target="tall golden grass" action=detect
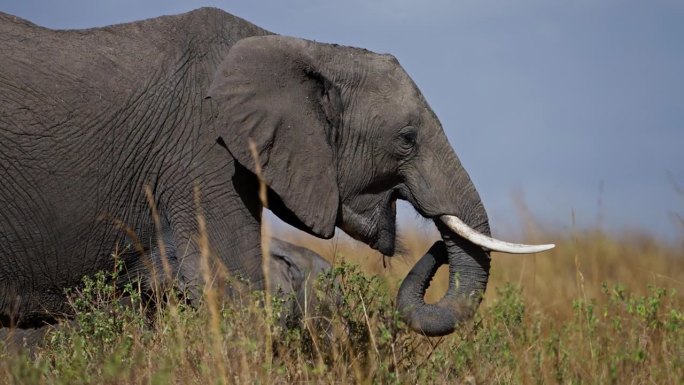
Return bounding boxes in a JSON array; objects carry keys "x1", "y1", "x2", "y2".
[
  {"x1": 274, "y1": 219, "x2": 684, "y2": 311},
  {"x1": 1, "y1": 208, "x2": 682, "y2": 384}
]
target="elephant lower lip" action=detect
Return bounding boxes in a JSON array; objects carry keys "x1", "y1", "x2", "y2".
[
  {"x1": 372, "y1": 228, "x2": 395, "y2": 254},
  {"x1": 337, "y1": 192, "x2": 398, "y2": 255},
  {"x1": 364, "y1": 194, "x2": 399, "y2": 255}
]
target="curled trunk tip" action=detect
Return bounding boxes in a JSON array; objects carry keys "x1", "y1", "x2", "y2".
[{"x1": 397, "y1": 222, "x2": 491, "y2": 336}]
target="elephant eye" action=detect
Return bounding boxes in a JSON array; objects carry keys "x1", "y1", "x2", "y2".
[{"x1": 398, "y1": 126, "x2": 417, "y2": 148}]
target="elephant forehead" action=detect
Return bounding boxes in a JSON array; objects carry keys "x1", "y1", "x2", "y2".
[
  {"x1": 363, "y1": 80, "x2": 423, "y2": 123},
  {"x1": 363, "y1": 66, "x2": 424, "y2": 109}
]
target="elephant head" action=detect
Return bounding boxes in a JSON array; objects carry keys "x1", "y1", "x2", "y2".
[{"x1": 207, "y1": 36, "x2": 553, "y2": 336}]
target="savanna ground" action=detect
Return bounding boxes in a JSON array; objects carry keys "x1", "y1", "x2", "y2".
[{"x1": 2, "y1": 209, "x2": 683, "y2": 384}]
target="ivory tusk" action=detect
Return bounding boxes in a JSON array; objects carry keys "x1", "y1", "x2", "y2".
[{"x1": 440, "y1": 215, "x2": 555, "y2": 254}]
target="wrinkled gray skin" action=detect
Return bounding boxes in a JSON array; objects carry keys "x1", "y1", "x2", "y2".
[{"x1": 0, "y1": 8, "x2": 491, "y2": 338}]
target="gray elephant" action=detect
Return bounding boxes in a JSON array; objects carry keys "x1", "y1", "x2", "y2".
[
  {"x1": 267, "y1": 238, "x2": 333, "y2": 330},
  {"x1": 0, "y1": 8, "x2": 552, "y2": 338},
  {"x1": 268, "y1": 238, "x2": 331, "y2": 300}
]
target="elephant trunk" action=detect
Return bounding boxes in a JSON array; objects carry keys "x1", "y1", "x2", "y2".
[
  {"x1": 396, "y1": 213, "x2": 554, "y2": 336},
  {"x1": 396, "y1": 219, "x2": 491, "y2": 336}
]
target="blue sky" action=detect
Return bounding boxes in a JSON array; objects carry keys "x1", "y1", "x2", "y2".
[{"x1": 3, "y1": 1, "x2": 683, "y2": 240}]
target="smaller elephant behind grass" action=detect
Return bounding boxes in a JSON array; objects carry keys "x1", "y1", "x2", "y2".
[
  {"x1": 267, "y1": 237, "x2": 335, "y2": 331},
  {"x1": 1, "y1": 238, "x2": 332, "y2": 353}
]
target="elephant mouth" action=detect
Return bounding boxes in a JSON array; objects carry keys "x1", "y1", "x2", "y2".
[{"x1": 338, "y1": 190, "x2": 399, "y2": 256}]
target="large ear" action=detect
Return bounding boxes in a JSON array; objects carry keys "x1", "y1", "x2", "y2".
[{"x1": 207, "y1": 36, "x2": 341, "y2": 239}]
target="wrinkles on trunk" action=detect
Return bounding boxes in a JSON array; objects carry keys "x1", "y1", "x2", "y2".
[{"x1": 396, "y1": 220, "x2": 491, "y2": 336}]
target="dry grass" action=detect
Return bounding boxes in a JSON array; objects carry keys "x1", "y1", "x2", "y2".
[
  {"x1": 1, "y1": 215, "x2": 683, "y2": 384},
  {"x1": 277, "y1": 219, "x2": 684, "y2": 310}
]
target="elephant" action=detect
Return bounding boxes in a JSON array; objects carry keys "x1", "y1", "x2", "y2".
[
  {"x1": 267, "y1": 237, "x2": 333, "y2": 329},
  {"x1": 0, "y1": 8, "x2": 553, "y2": 339}
]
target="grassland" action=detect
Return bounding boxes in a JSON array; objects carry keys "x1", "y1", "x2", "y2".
[{"x1": 2, "y1": 221, "x2": 683, "y2": 384}]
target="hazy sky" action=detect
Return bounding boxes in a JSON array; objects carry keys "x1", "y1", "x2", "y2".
[{"x1": 3, "y1": 1, "x2": 683, "y2": 240}]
